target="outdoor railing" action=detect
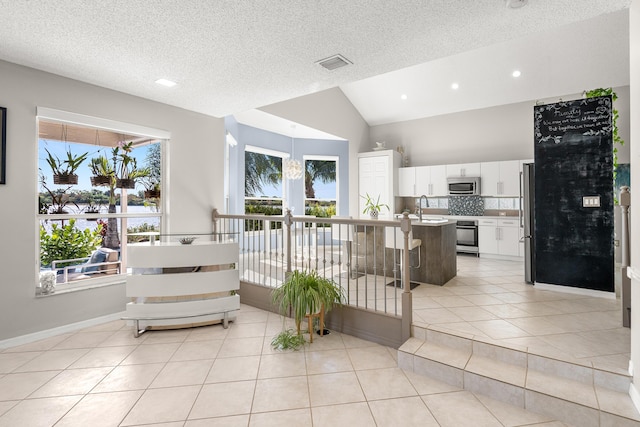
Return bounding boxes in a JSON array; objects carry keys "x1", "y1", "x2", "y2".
[{"x1": 212, "y1": 209, "x2": 414, "y2": 326}]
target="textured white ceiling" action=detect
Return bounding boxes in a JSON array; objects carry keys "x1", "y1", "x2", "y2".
[
  {"x1": 0, "y1": 0, "x2": 632, "y2": 123},
  {"x1": 342, "y1": 10, "x2": 630, "y2": 125}
]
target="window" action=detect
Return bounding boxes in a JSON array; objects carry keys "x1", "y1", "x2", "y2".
[
  {"x1": 244, "y1": 145, "x2": 286, "y2": 215},
  {"x1": 37, "y1": 110, "x2": 166, "y2": 293},
  {"x1": 304, "y1": 156, "x2": 338, "y2": 219}
]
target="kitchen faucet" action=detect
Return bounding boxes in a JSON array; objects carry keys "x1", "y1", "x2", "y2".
[{"x1": 418, "y1": 195, "x2": 428, "y2": 221}]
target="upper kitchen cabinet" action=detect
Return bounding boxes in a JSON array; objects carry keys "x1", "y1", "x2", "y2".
[
  {"x1": 480, "y1": 160, "x2": 520, "y2": 196},
  {"x1": 416, "y1": 165, "x2": 447, "y2": 196},
  {"x1": 446, "y1": 163, "x2": 481, "y2": 178},
  {"x1": 398, "y1": 167, "x2": 416, "y2": 197},
  {"x1": 358, "y1": 150, "x2": 400, "y2": 219}
]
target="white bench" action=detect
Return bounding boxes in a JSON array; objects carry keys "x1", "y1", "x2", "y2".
[{"x1": 123, "y1": 240, "x2": 240, "y2": 337}]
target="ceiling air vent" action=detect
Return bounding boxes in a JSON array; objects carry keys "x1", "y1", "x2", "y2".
[{"x1": 316, "y1": 54, "x2": 352, "y2": 71}]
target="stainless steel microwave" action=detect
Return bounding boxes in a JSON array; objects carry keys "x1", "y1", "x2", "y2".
[{"x1": 447, "y1": 177, "x2": 481, "y2": 196}]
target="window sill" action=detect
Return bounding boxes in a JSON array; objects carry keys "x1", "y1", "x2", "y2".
[{"x1": 36, "y1": 275, "x2": 126, "y2": 297}]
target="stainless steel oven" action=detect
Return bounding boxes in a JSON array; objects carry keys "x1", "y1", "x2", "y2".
[{"x1": 456, "y1": 220, "x2": 479, "y2": 255}]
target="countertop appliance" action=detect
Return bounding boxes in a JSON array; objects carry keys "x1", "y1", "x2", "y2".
[
  {"x1": 447, "y1": 177, "x2": 481, "y2": 196},
  {"x1": 521, "y1": 163, "x2": 535, "y2": 284},
  {"x1": 456, "y1": 220, "x2": 479, "y2": 255}
]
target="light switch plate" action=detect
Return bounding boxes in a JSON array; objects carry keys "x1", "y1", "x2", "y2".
[{"x1": 582, "y1": 196, "x2": 601, "y2": 207}]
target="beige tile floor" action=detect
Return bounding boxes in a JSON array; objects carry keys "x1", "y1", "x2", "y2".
[
  {"x1": 0, "y1": 304, "x2": 573, "y2": 426},
  {"x1": 412, "y1": 255, "x2": 629, "y2": 373}
]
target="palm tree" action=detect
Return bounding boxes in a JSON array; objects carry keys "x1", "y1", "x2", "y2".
[
  {"x1": 305, "y1": 160, "x2": 336, "y2": 199},
  {"x1": 244, "y1": 151, "x2": 282, "y2": 196}
]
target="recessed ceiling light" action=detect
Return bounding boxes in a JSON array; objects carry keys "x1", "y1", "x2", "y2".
[
  {"x1": 155, "y1": 78, "x2": 177, "y2": 87},
  {"x1": 400, "y1": 94, "x2": 408, "y2": 100},
  {"x1": 512, "y1": 70, "x2": 522, "y2": 78},
  {"x1": 451, "y1": 83, "x2": 459, "y2": 90}
]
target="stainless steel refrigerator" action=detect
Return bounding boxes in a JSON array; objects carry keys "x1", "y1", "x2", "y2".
[{"x1": 521, "y1": 163, "x2": 535, "y2": 284}]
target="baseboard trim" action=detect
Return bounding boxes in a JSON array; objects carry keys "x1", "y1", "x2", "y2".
[
  {"x1": 629, "y1": 382, "x2": 640, "y2": 415},
  {"x1": 0, "y1": 311, "x2": 126, "y2": 349},
  {"x1": 534, "y1": 282, "x2": 616, "y2": 299}
]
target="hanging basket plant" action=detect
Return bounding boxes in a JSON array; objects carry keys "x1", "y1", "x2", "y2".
[
  {"x1": 90, "y1": 175, "x2": 111, "y2": 186},
  {"x1": 116, "y1": 178, "x2": 135, "y2": 189},
  {"x1": 53, "y1": 173, "x2": 79, "y2": 185},
  {"x1": 144, "y1": 188, "x2": 161, "y2": 199},
  {"x1": 45, "y1": 147, "x2": 87, "y2": 187},
  {"x1": 113, "y1": 141, "x2": 150, "y2": 190},
  {"x1": 88, "y1": 155, "x2": 114, "y2": 187},
  {"x1": 141, "y1": 178, "x2": 161, "y2": 199}
]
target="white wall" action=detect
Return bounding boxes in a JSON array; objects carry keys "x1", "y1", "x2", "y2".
[
  {"x1": 0, "y1": 60, "x2": 224, "y2": 340},
  {"x1": 370, "y1": 86, "x2": 631, "y2": 166},
  {"x1": 629, "y1": 0, "x2": 640, "y2": 401},
  {"x1": 259, "y1": 87, "x2": 370, "y2": 219}
]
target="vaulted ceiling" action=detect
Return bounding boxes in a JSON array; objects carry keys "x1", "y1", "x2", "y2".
[{"x1": 0, "y1": 1, "x2": 631, "y2": 127}]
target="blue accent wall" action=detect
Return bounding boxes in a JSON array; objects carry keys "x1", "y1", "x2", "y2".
[{"x1": 225, "y1": 116, "x2": 349, "y2": 216}]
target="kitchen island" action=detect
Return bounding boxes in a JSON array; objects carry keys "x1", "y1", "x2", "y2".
[
  {"x1": 354, "y1": 218, "x2": 457, "y2": 286},
  {"x1": 406, "y1": 219, "x2": 457, "y2": 285}
]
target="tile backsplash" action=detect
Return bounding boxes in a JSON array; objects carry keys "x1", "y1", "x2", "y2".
[
  {"x1": 484, "y1": 197, "x2": 520, "y2": 210},
  {"x1": 412, "y1": 196, "x2": 519, "y2": 216},
  {"x1": 448, "y1": 196, "x2": 484, "y2": 216}
]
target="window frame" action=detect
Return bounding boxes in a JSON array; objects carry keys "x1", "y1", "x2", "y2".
[
  {"x1": 35, "y1": 107, "x2": 169, "y2": 294},
  {"x1": 244, "y1": 144, "x2": 289, "y2": 214},
  {"x1": 303, "y1": 154, "x2": 339, "y2": 217}
]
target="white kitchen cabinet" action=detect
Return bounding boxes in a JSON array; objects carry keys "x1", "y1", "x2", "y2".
[
  {"x1": 416, "y1": 165, "x2": 447, "y2": 196},
  {"x1": 358, "y1": 150, "x2": 400, "y2": 219},
  {"x1": 478, "y1": 219, "x2": 499, "y2": 255},
  {"x1": 398, "y1": 167, "x2": 416, "y2": 196},
  {"x1": 480, "y1": 160, "x2": 520, "y2": 196},
  {"x1": 478, "y1": 218, "x2": 521, "y2": 257},
  {"x1": 446, "y1": 162, "x2": 481, "y2": 178}
]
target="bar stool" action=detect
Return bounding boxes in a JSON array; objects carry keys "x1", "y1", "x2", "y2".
[
  {"x1": 385, "y1": 225, "x2": 421, "y2": 285},
  {"x1": 330, "y1": 216, "x2": 363, "y2": 279}
]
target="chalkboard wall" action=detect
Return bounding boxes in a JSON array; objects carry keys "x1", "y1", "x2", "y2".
[{"x1": 533, "y1": 96, "x2": 614, "y2": 292}]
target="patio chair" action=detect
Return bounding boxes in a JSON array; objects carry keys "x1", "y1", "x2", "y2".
[{"x1": 52, "y1": 247, "x2": 121, "y2": 283}]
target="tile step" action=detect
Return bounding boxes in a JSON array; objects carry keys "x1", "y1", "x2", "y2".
[{"x1": 399, "y1": 325, "x2": 640, "y2": 426}]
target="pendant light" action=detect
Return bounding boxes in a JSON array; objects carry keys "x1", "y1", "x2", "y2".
[{"x1": 283, "y1": 126, "x2": 303, "y2": 180}]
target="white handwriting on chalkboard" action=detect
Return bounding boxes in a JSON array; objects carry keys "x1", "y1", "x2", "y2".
[
  {"x1": 553, "y1": 107, "x2": 581, "y2": 119},
  {"x1": 534, "y1": 96, "x2": 612, "y2": 144}
]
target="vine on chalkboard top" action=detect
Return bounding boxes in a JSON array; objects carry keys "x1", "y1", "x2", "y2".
[{"x1": 585, "y1": 88, "x2": 624, "y2": 204}]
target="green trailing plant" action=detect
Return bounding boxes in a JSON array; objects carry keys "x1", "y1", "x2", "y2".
[
  {"x1": 40, "y1": 219, "x2": 103, "y2": 268},
  {"x1": 361, "y1": 193, "x2": 389, "y2": 215},
  {"x1": 271, "y1": 269, "x2": 344, "y2": 339},
  {"x1": 585, "y1": 88, "x2": 625, "y2": 203},
  {"x1": 271, "y1": 328, "x2": 307, "y2": 351}
]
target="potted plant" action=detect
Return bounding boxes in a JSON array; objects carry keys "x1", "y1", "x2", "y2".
[
  {"x1": 271, "y1": 270, "x2": 344, "y2": 350},
  {"x1": 141, "y1": 177, "x2": 161, "y2": 199},
  {"x1": 88, "y1": 155, "x2": 114, "y2": 187},
  {"x1": 44, "y1": 148, "x2": 88, "y2": 185},
  {"x1": 83, "y1": 199, "x2": 103, "y2": 221},
  {"x1": 113, "y1": 141, "x2": 150, "y2": 189},
  {"x1": 39, "y1": 173, "x2": 78, "y2": 215},
  {"x1": 361, "y1": 193, "x2": 389, "y2": 219}
]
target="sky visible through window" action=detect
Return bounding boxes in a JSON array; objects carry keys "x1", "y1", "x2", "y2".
[{"x1": 38, "y1": 139, "x2": 152, "y2": 192}]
